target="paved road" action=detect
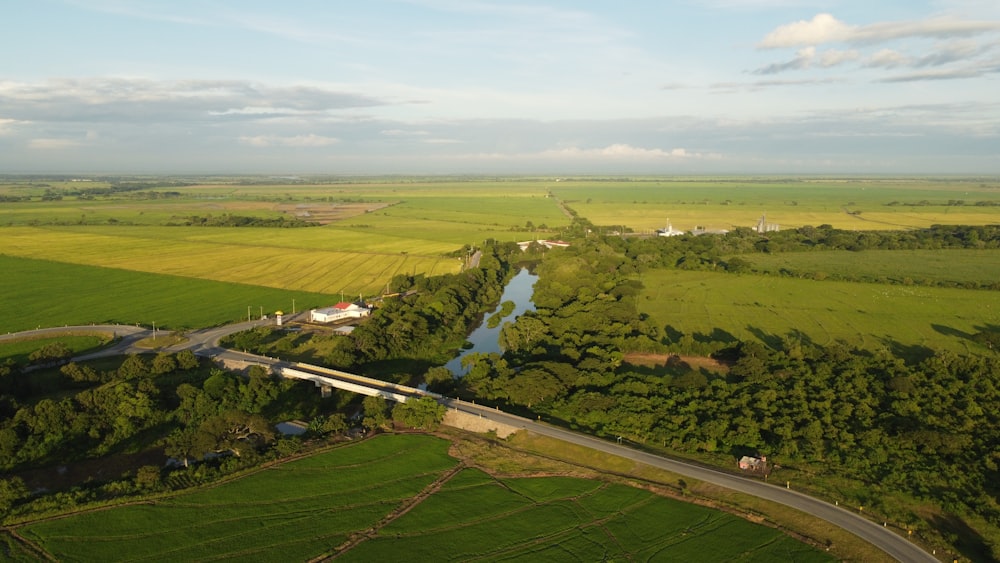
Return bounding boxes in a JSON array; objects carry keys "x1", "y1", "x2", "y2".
[
  {"x1": 5, "y1": 321, "x2": 938, "y2": 562},
  {"x1": 443, "y1": 398, "x2": 938, "y2": 563}
]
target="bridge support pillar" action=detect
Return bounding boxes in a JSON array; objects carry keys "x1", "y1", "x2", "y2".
[{"x1": 313, "y1": 381, "x2": 334, "y2": 398}]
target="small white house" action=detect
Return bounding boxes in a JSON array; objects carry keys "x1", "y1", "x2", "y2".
[{"x1": 310, "y1": 302, "x2": 371, "y2": 323}]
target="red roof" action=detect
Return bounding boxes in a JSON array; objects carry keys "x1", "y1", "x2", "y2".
[{"x1": 334, "y1": 302, "x2": 354, "y2": 310}]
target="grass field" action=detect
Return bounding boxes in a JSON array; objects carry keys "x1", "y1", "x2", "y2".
[
  {"x1": 2, "y1": 176, "x2": 997, "y2": 336},
  {"x1": 0, "y1": 334, "x2": 109, "y2": 364},
  {"x1": 638, "y1": 268, "x2": 999, "y2": 354},
  {"x1": 344, "y1": 467, "x2": 830, "y2": 562},
  {"x1": 741, "y1": 248, "x2": 1000, "y2": 287},
  {"x1": 16, "y1": 433, "x2": 831, "y2": 562},
  {"x1": 0, "y1": 255, "x2": 334, "y2": 332},
  {"x1": 550, "y1": 178, "x2": 1000, "y2": 232}
]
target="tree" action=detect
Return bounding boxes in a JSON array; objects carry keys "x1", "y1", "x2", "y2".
[
  {"x1": 392, "y1": 397, "x2": 446, "y2": 431},
  {"x1": 0, "y1": 476, "x2": 29, "y2": 514},
  {"x1": 117, "y1": 354, "x2": 149, "y2": 379},
  {"x1": 506, "y1": 367, "x2": 564, "y2": 408},
  {"x1": 310, "y1": 413, "x2": 347, "y2": 436},
  {"x1": 135, "y1": 465, "x2": 161, "y2": 489},
  {"x1": 238, "y1": 367, "x2": 279, "y2": 413},
  {"x1": 175, "y1": 349, "x2": 200, "y2": 371},
  {"x1": 151, "y1": 352, "x2": 177, "y2": 375},
  {"x1": 195, "y1": 411, "x2": 274, "y2": 457},
  {"x1": 423, "y1": 366, "x2": 455, "y2": 393},
  {"x1": 28, "y1": 342, "x2": 72, "y2": 364},
  {"x1": 362, "y1": 395, "x2": 390, "y2": 431},
  {"x1": 164, "y1": 427, "x2": 199, "y2": 467},
  {"x1": 61, "y1": 362, "x2": 100, "y2": 383}
]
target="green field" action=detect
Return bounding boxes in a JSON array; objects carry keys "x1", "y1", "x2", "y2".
[
  {"x1": 736, "y1": 248, "x2": 1000, "y2": 287},
  {"x1": 552, "y1": 178, "x2": 1000, "y2": 232},
  {"x1": 0, "y1": 334, "x2": 109, "y2": 364},
  {"x1": 2, "y1": 176, "x2": 998, "y2": 338},
  {"x1": 1, "y1": 226, "x2": 462, "y2": 296},
  {"x1": 17, "y1": 434, "x2": 831, "y2": 562},
  {"x1": 639, "y1": 268, "x2": 1000, "y2": 353},
  {"x1": 0, "y1": 255, "x2": 333, "y2": 332}
]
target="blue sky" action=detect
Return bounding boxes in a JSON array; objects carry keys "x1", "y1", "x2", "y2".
[{"x1": 1, "y1": 0, "x2": 998, "y2": 174}]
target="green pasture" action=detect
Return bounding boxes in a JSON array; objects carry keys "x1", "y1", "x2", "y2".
[
  {"x1": 18, "y1": 434, "x2": 455, "y2": 563},
  {"x1": 549, "y1": 178, "x2": 1000, "y2": 232},
  {"x1": 742, "y1": 248, "x2": 1000, "y2": 287},
  {"x1": 347, "y1": 468, "x2": 831, "y2": 562},
  {"x1": 0, "y1": 334, "x2": 109, "y2": 364},
  {"x1": 18, "y1": 434, "x2": 830, "y2": 562},
  {"x1": 638, "y1": 269, "x2": 1000, "y2": 354},
  {"x1": 0, "y1": 255, "x2": 332, "y2": 333},
  {"x1": 0, "y1": 197, "x2": 290, "y2": 227}
]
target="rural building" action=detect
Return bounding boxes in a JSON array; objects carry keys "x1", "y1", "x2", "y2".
[
  {"x1": 656, "y1": 220, "x2": 684, "y2": 237},
  {"x1": 738, "y1": 455, "x2": 768, "y2": 472},
  {"x1": 755, "y1": 213, "x2": 779, "y2": 234},
  {"x1": 310, "y1": 302, "x2": 371, "y2": 323},
  {"x1": 690, "y1": 226, "x2": 730, "y2": 236},
  {"x1": 517, "y1": 239, "x2": 572, "y2": 251}
]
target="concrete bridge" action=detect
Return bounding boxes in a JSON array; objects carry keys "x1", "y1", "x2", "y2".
[{"x1": 280, "y1": 362, "x2": 441, "y2": 403}]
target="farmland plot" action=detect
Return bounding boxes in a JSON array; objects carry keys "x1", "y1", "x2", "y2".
[
  {"x1": 639, "y1": 269, "x2": 999, "y2": 353},
  {"x1": 18, "y1": 434, "x2": 831, "y2": 562}
]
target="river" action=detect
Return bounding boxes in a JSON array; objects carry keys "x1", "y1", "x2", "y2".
[{"x1": 444, "y1": 268, "x2": 538, "y2": 375}]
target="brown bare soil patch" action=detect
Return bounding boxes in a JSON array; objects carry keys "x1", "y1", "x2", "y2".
[
  {"x1": 276, "y1": 202, "x2": 394, "y2": 224},
  {"x1": 16, "y1": 448, "x2": 165, "y2": 493},
  {"x1": 624, "y1": 352, "x2": 730, "y2": 373}
]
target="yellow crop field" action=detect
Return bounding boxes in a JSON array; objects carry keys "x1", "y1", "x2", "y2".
[{"x1": 2, "y1": 227, "x2": 460, "y2": 295}]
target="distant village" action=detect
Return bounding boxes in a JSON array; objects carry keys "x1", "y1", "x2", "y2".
[{"x1": 656, "y1": 213, "x2": 779, "y2": 237}]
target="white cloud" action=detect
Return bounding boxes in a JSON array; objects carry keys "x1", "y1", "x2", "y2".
[
  {"x1": 0, "y1": 78, "x2": 386, "y2": 123},
  {"x1": 238, "y1": 134, "x2": 339, "y2": 147},
  {"x1": 539, "y1": 144, "x2": 718, "y2": 161},
  {"x1": 819, "y1": 48, "x2": 860, "y2": 67},
  {"x1": 759, "y1": 14, "x2": 854, "y2": 48},
  {"x1": 381, "y1": 129, "x2": 431, "y2": 136},
  {"x1": 753, "y1": 46, "x2": 857, "y2": 74},
  {"x1": 759, "y1": 13, "x2": 1000, "y2": 48},
  {"x1": 0, "y1": 118, "x2": 30, "y2": 135},
  {"x1": 27, "y1": 138, "x2": 83, "y2": 150},
  {"x1": 865, "y1": 48, "x2": 910, "y2": 68}
]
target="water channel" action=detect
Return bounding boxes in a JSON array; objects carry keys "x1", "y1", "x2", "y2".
[{"x1": 444, "y1": 268, "x2": 538, "y2": 375}]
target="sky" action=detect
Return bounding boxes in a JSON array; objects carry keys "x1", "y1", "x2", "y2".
[{"x1": 1, "y1": 0, "x2": 999, "y2": 175}]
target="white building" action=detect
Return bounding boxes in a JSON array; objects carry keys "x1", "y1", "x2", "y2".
[
  {"x1": 656, "y1": 220, "x2": 684, "y2": 237},
  {"x1": 310, "y1": 302, "x2": 371, "y2": 323}
]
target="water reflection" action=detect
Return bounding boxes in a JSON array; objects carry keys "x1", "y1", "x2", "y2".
[{"x1": 444, "y1": 268, "x2": 538, "y2": 375}]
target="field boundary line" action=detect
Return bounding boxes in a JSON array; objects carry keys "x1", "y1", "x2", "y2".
[
  {"x1": 319, "y1": 461, "x2": 466, "y2": 561},
  {"x1": 3, "y1": 527, "x2": 56, "y2": 561}
]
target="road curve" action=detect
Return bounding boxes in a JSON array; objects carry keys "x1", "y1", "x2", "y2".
[
  {"x1": 443, "y1": 398, "x2": 938, "y2": 563},
  {"x1": 4, "y1": 322, "x2": 937, "y2": 562}
]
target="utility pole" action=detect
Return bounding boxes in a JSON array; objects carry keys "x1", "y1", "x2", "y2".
[
  {"x1": 259, "y1": 305, "x2": 263, "y2": 320},
  {"x1": 248, "y1": 305, "x2": 251, "y2": 323},
  {"x1": 152, "y1": 321, "x2": 156, "y2": 340},
  {"x1": 292, "y1": 298, "x2": 296, "y2": 314}
]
